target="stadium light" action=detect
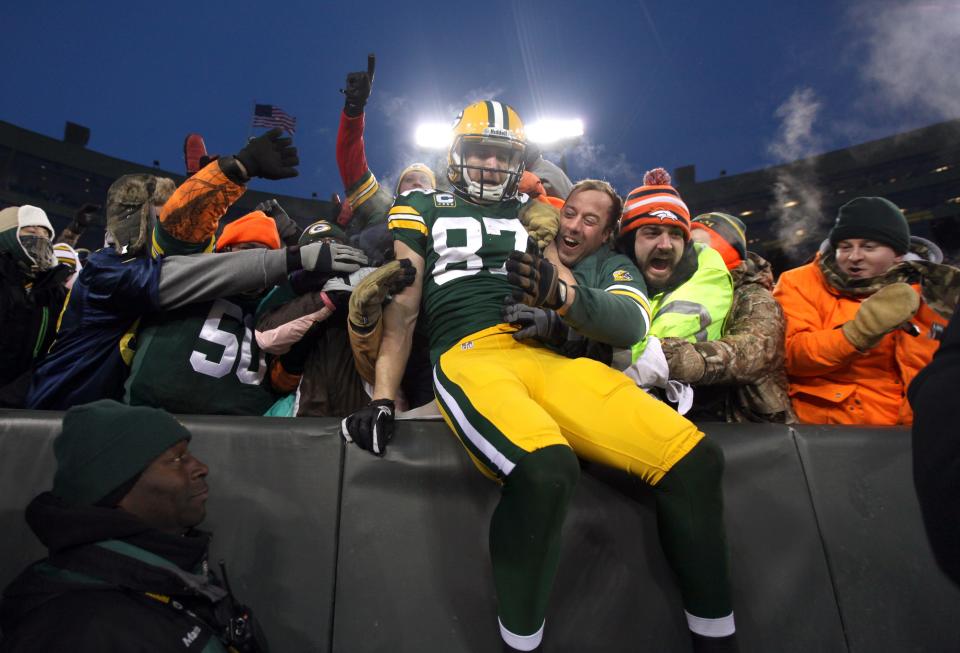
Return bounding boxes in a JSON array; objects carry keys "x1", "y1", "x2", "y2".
[
  {"x1": 415, "y1": 122, "x2": 453, "y2": 150},
  {"x1": 415, "y1": 116, "x2": 586, "y2": 150},
  {"x1": 526, "y1": 118, "x2": 584, "y2": 146}
]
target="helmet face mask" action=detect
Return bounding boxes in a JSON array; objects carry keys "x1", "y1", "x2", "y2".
[{"x1": 448, "y1": 101, "x2": 526, "y2": 203}]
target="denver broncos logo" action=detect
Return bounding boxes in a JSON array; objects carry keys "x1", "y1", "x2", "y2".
[{"x1": 649, "y1": 209, "x2": 680, "y2": 222}]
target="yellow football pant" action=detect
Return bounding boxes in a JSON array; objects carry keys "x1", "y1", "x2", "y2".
[{"x1": 433, "y1": 324, "x2": 703, "y2": 485}]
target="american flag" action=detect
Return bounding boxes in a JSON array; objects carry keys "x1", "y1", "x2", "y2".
[{"x1": 252, "y1": 104, "x2": 297, "y2": 133}]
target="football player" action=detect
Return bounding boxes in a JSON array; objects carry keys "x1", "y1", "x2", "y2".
[{"x1": 341, "y1": 101, "x2": 737, "y2": 652}]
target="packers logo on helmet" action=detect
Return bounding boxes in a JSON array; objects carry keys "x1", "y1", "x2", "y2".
[
  {"x1": 447, "y1": 100, "x2": 526, "y2": 203},
  {"x1": 299, "y1": 219, "x2": 346, "y2": 246}
]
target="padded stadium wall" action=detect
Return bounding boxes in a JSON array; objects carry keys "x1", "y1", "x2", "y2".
[{"x1": 1, "y1": 412, "x2": 957, "y2": 652}]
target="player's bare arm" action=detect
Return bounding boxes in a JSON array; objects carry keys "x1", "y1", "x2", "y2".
[{"x1": 371, "y1": 240, "x2": 424, "y2": 401}]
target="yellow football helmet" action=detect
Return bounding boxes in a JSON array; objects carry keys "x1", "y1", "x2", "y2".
[{"x1": 447, "y1": 100, "x2": 526, "y2": 203}]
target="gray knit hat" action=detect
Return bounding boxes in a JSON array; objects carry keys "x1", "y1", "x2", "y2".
[{"x1": 52, "y1": 400, "x2": 192, "y2": 506}]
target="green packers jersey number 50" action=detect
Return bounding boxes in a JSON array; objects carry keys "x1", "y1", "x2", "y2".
[{"x1": 189, "y1": 298, "x2": 266, "y2": 385}]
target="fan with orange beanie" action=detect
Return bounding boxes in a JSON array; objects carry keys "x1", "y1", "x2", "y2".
[{"x1": 215, "y1": 211, "x2": 282, "y2": 252}]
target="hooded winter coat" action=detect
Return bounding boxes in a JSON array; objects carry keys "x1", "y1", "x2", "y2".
[
  {"x1": 773, "y1": 240, "x2": 956, "y2": 425},
  {"x1": 0, "y1": 493, "x2": 267, "y2": 653}
]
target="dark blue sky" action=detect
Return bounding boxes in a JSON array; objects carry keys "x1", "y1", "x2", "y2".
[{"x1": 5, "y1": 1, "x2": 957, "y2": 201}]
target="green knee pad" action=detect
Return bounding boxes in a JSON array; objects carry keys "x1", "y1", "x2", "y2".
[
  {"x1": 654, "y1": 437, "x2": 733, "y2": 618},
  {"x1": 490, "y1": 444, "x2": 580, "y2": 637}
]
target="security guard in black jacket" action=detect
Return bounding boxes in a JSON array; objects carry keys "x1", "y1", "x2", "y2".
[{"x1": 0, "y1": 400, "x2": 268, "y2": 652}]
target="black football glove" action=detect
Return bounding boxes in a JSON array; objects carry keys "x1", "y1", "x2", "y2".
[
  {"x1": 341, "y1": 54, "x2": 376, "y2": 117},
  {"x1": 235, "y1": 128, "x2": 300, "y2": 180},
  {"x1": 341, "y1": 399, "x2": 394, "y2": 456},
  {"x1": 505, "y1": 250, "x2": 567, "y2": 310},
  {"x1": 502, "y1": 300, "x2": 568, "y2": 346}
]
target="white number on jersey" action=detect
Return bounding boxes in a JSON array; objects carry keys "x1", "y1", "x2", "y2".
[
  {"x1": 189, "y1": 298, "x2": 266, "y2": 384},
  {"x1": 432, "y1": 216, "x2": 528, "y2": 286}
]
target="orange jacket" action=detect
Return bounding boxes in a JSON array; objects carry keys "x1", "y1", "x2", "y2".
[{"x1": 773, "y1": 257, "x2": 945, "y2": 425}]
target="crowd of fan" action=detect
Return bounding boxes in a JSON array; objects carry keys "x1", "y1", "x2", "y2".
[{"x1": 1, "y1": 78, "x2": 955, "y2": 426}]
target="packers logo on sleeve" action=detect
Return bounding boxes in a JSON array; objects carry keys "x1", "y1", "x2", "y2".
[{"x1": 612, "y1": 269, "x2": 634, "y2": 282}]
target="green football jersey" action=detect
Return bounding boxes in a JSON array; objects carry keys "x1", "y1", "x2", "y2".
[
  {"x1": 125, "y1": 296, "x2": 275, "y2": 415},
  {"x1": 389, "y1": 189, "x2": 531, "y2": 363}
]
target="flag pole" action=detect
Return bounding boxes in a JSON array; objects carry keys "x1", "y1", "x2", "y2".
[{"x1": 247, "y1": 100, "x2": 256, "y2": 143}]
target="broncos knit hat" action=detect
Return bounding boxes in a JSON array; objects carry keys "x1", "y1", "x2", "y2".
[
  {"x1": 828, "y1": 196, "x2": 910, "y2": 255},
  {"x1": 52, "y1": 400, "x2": 193, "y2": 506},
  {"x1": 299, "y1": 219, "x2": 347, "y2": 245},
  {"x1": 619, "y1": 168, "x2": 691, "y2": 241},
  {"x1": 215, "y1": 211, "x2": 282, "y2": 251},
  {"x1": 692, "y1": 212, "x2": 747, "y2": 270}
]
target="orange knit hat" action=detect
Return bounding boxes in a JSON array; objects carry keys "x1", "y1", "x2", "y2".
[
  {"x1": 619, "y1": 168, "x2": 691, "y2": 241},
  {"x1": 215, "y1": 211, "x2": 281, "y2": 251},
  {"x1": 691, "y1": 212, "x2": 747, "y2": 270},
  {"x1": 691, "y1": 223, "x2": 742, "y2": 270}
]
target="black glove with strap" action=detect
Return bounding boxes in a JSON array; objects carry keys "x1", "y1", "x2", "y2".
[
  {"x1": 505, "y1": 250, "x2": 567, "y2": 310},
  {"x1": 502, "y1": 300, "x2": 568, "y2": 346},
  {"x1": 233, "y1": 128, "x2": 300, "y2": 180},
  {"x1": 341, "y1": 399, "x2": 394, "y2": 456},
  {"x1": 341, "y1": 54, "x2": 376, "y2": 117}
]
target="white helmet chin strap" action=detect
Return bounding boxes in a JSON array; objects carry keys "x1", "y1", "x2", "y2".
[{"x1": 464, "y1": 167, "x2": 508, "y2": 202}]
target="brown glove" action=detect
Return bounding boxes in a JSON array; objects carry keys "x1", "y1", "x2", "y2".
[
  {"x1": 661, "y1": 337, "x2": 706, "y2": 383},
  {"x1": 842, "y1": 282, "x2": 921, "y2": 351},
  {"x1": 348, "y1": 259, "x2": 416, "y2": 330},
  {"x1": 518, "y1": 200, "x2": 560, "y2": 250}
]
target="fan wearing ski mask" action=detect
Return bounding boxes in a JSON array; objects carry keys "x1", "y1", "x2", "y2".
[
  {"x1": 28, "y1": 128, "x2": 367, "y2": 410},
  {"x1": 0, "y1": 205, "x2": 73, "y2": 407}
]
